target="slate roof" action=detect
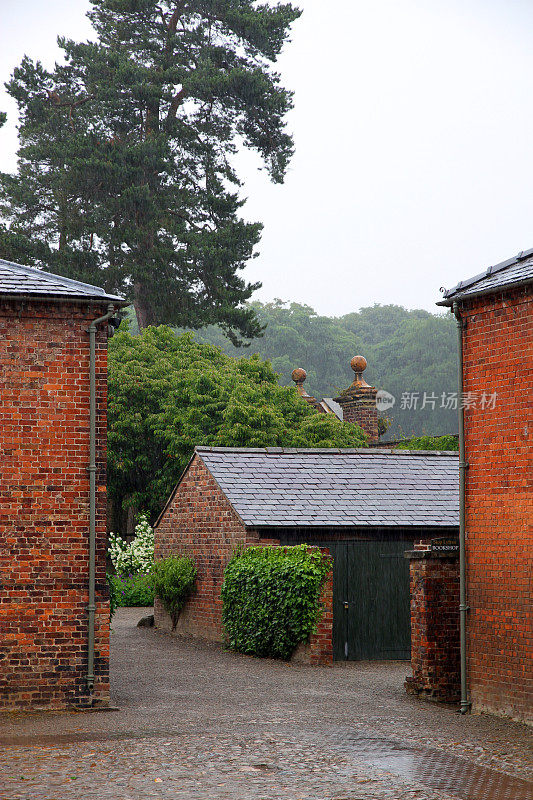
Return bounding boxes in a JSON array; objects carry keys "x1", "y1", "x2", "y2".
[
  {"x1": 438, "y1": 248, "x2": 533, "y2": 306},
  {"x1": 0, "y1": 258, "x2": 127, "y2": 304},
  {"x1": 321, "y1": 398, "x2": 343, "y2": 419},
  {"x1": 190, "y1": 447, "x2": 459, "y2": 528}
]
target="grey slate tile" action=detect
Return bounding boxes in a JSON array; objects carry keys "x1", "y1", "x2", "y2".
[
  {"x1": 0, "y1": 258, "x2": 126, "y2": 303},
  {"x1": 196, "y1": 447, "x2": 459, "y2": 528}
]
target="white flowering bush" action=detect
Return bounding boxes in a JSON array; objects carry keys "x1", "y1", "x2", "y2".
[{"x1": 108, "y1": 513, "x2": 154, "y2": 576}]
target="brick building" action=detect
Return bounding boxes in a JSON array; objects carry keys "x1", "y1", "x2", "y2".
[
  {"x1": 154, "y1": 446, "x2": 458, "y2": 663},
  {"x1": 437, "y1": 249, "x2": 533, "y2": 723},
  {"x1": 0, "y1": 260, "x2": 126, "y2": 710}
]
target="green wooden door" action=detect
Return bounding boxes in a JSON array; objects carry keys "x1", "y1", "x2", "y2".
[{"x1": 332, "y1": 540, "x2": 413, "y2": 661}]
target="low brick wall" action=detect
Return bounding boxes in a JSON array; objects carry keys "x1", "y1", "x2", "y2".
[{"x1": 405, "y1": 543, "x2": 460, "y2": 703}]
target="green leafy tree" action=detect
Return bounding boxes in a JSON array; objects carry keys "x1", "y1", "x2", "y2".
[
  {"x1": 108, "y1": 325, "x2": 367, "y2": 522},
  {"x1": 183, "y1": 300, "x2": 458, "y2": 437},
  {"x1": 178, "y1": 299, "x2": 362, "y2": 393},
  {"x1": 0, "y1": 0, "x2": 301, "y2": 338}
]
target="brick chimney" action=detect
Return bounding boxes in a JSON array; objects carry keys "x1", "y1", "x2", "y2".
[
  {"x1": 291, "y1": 368, "x2": 324, "y2": 412},
  {"x1": 334, "y1": 356, "x2": 378, "y2": 443}
]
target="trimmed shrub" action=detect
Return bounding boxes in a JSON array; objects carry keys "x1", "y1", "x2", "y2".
[
  {"x1": 109, "y1": 572, "x2": 155, "y2": 607},
  {"x1": 152, "y1": 556, "x2": 197, "y2": 629},
  {"x1": 221, "y1": 545, "x2": 331, "y2": 660}
]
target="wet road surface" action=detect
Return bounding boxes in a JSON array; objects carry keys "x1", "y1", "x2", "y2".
[{"x1": 0, "y1": 607, "x2": 531, "y2": 800}]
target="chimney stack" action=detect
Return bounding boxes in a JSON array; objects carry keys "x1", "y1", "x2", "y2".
[{"x1": 334, "y1": 356, "x2": 378, "y2": 443}]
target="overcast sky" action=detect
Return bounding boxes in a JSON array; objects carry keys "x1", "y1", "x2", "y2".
[{"x1": 2, "y1": 0, "x2": 533, "y2": 316}]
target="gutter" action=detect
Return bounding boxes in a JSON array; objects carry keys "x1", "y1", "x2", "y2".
[
  {"x1": 452, "y1": 301, "x2": 470, "y2": 714},
  {"x1": 86, "y1": 304, "x2": 115, "y2": 694},
  {"x1": 0, "y1": 294, "x2": 123, "y2": 304},
  {"x1": 437, "y1": 275, "x2": 533, "y2": 307}
]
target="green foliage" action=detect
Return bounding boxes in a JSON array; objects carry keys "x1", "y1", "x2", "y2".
[
  {"x1": 180, "y1": 300, "x2": 361, "y2": 393},
  {"x1": 395, "y1": 434, "x2": 459, "y2": 451},
  {"x1": 107, "y1": 325, "x2": 367, "y2": 519},
  {"x1": 0, "y1": 1, "x2": 301, "y2": 337},
  {"x1": 109, "y1": 572, "x2": 155, "y2": 607},
  {"x1": 152, "y1": 555, "x2": 196, "y2": 629},
  {"x1": 185, "y1": 300, "x2": 458, "y2": 438},
  {"x1": 221, "y1": 545, "x2": 331, "y2": 660},
  {"x1": 107, "y1": 572, "x2": 120, "y2": 620}
]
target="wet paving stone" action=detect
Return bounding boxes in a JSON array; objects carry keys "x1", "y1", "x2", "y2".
[
  {"x1": 348, "y1": 737, "x2": 533, "y2": 800},
  {"x1": 1, "y1": 608, "x2": 531, "y2": 800}
]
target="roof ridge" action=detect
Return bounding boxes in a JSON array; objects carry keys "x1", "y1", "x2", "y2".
[{"x1": 195, "y1": 446, "x2": 458, "y2": 457}]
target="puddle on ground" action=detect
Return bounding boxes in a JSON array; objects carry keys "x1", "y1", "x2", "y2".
[{"x1": 349, "y1": 736, "x2": 533, "y2": 800}]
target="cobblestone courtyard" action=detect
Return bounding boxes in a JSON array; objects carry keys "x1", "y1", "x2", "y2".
[{"x1": 0, "y1": 607, "x2": 531, "y2": 800}]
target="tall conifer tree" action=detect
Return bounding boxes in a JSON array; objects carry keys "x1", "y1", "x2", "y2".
[{"x1": 0, "y1": 0, "x2": 301, "y2": 336}]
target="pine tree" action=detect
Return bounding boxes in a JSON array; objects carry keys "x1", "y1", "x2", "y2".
[{"x1": 0, "y1": 0, "x2": 301, "y2": 337}]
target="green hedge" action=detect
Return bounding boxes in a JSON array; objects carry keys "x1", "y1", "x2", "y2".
[
  {"x1": 221, "y1": 545, "x2": 331, "y2": 660},
  {"x1": 109, "y1": 572, "x2": 155, "y2": 608}
]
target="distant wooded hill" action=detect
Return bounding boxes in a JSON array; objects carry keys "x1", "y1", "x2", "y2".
[{"x1": 127, "y1": 300, "x2": 458, "y2": 439}]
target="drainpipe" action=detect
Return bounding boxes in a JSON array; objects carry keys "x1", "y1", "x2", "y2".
[
  {"x1": 87, "y1": 304, "x2": 115, "y2": 693},
  {"x1": 453, "y1": 301, "x2": 470, "y2": 714}
]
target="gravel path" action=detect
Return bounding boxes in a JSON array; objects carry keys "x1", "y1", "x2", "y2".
[{"x1": 0, "y1": 607, "x2": 531, "y2": 800}]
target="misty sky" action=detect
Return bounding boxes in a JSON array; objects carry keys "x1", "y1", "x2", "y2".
[{"x1": 1, "y1": 0, "x2": 533, "y2": 316}]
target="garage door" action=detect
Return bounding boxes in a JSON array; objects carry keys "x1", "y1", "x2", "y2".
[{"x1": 329, "y1": 540, "x2": 413, "y2": 661}]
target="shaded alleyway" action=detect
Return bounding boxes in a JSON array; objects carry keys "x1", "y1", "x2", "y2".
[{"x1": 0, "y1": 608, "x2": 531, "y2": 799}]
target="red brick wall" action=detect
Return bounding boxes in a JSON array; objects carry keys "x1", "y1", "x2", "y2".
[
  {"x1": 405, "y1": 544, "x2": 460, "y2": 702},
  {"x1": 154, "y1": 455, "x2": 333, "y2": 664},
  {"x1": 461, "y1": 287, "x2": 532, "y2": 723},
  {"x1": 0, "y1": 299, "x2": 111, "y2": 709}
]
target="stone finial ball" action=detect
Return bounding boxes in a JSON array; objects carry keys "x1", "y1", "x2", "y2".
[
  {"x1": 291, "y1": 367, "x2": 307, "y2": 382},
  {"x1": 351, "y1": 355, "x2": 367, "y2": 373}
]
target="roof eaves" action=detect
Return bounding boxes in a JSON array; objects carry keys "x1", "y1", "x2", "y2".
[
  {"x1": 437, "y1": 248, "x2": 533, "y2": 306},
  {"x1": 437, "y1": 273, "x2": 533, "y2": 306},
  {"x1": 1, "y1": 291, "x2": 129, "y2": 306}
]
